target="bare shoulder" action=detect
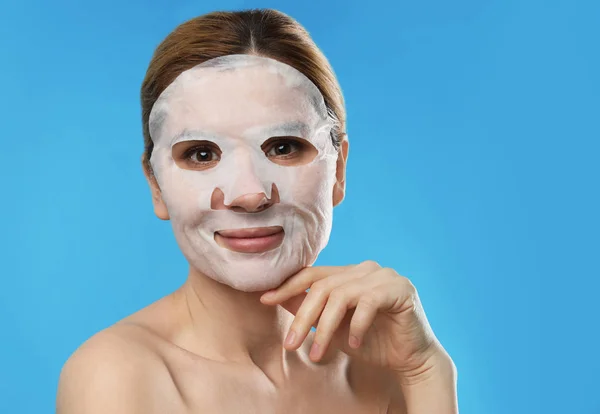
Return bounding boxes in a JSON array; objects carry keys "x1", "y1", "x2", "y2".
[{"x1": 56, "y1": 324, "x2": 184, "y2": 414}]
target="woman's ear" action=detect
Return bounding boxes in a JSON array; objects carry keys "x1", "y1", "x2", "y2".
[
  {"x1": 333, "y1": 137, "x2": 349, "y2": 207},
  {"x1": 142, "y1": 156, "x2": 170, "y2": 220}
]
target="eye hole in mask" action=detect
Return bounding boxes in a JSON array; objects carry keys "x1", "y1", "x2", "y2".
[
  {"x1": 172, "y1": 140, "x2": 222, "y2": 170},
  {"x1": 261, "y1": 136, "x2": 318, "y2": 166},
  {"x1": 171, "y1": 137, "x2": 319, "y2": 171}
]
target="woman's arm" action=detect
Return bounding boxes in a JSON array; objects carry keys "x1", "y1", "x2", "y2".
[{"x1": 388, "y1": 348, "x2": 458, "y2": 414}]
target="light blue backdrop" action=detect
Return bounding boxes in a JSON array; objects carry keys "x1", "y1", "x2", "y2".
[{"x1": 1, "y1": 0, "x2": 598, "y2": 413}]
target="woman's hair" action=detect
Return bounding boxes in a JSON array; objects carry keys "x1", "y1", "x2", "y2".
[{"x1": 140, "y1": 8, "x2": 346, "y2": 175}]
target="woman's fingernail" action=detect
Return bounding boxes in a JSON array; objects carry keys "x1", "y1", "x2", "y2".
[
  {"x1": 309, "y1": 342, "x2": 321, "y2": 359},
  {"x1": 285, "y1": 330, "x2": 297, "y2": 347},
  {"x1": 262, "y1": 291, "x2": 277, "y2": 300},
  {"x1": 349, "y1": 335, "x2": 360, "y2": 348}
]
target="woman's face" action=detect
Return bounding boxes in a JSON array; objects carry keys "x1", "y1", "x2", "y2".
[{"x1": 147, "y1": 55, "x2": 346, "y2": 292}]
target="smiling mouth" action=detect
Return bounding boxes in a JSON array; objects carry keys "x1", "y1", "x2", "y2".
[{"x1": 214, "y1": 226, "x2": 284, "y2": 253}]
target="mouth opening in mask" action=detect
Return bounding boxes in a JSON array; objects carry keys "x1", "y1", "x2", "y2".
[{"x1": 214, "y1": 226, "x2": 285, "y2": 254}]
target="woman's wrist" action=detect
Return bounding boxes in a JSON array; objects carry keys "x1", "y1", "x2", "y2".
[{"x1": 393, "y1": 347, "x2": 458, "y2": 414}]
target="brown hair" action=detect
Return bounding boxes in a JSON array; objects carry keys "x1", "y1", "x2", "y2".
[{"x1": 140, "y1": 8, "x2": 346, "y2": 174}]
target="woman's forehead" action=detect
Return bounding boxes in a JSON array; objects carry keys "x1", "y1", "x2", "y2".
[
  {"x1": 149, "y1": 55, "x2": 328, "y2": 146},
  {"x1": 173, "y1": 54, "x2": 321, "y2": 93}
]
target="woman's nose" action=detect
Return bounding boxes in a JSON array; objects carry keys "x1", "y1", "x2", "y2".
[
  {"x1": 210, "y1": 184, "x2": 280, "y2": 213},
  {"x1": 228, "y1": 193, "x2": 272, "y2": 213}
]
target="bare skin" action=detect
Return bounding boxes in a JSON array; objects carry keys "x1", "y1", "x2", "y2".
[
  {"x1": 56, "y1": 139, "x2": 395, "y2": 413},
  {"x1": 57, "y1": 277, "x2": 400, "y2": 414},
  {"x1": 57, "y1": 138, "x2": 457, "y2": 413}
]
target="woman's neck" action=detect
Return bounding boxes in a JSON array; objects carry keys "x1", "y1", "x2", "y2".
[{"x1": 170, "y1": 266, "x2": 308, "y2": 380}]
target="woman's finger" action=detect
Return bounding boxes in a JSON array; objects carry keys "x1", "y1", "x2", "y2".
[
  {"x1": 261, "y1": 265, "x2": 351, "y2": 305},
  {"x1": 310, "y1": 273, "x2": 390, "y2": 360},
  {"x1": 266, "y1": 260, "x2": 382, "y2": 304},
  {"x1": 282, "y1": 267, "x2": 367, "y2": 350},
  {"x1": 349, "y1": 271, "x2": 416, "y2": 345}
]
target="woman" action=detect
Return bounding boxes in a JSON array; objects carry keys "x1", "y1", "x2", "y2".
[{"x1": 57, "y1": 9, "x2": 457, "y2": 414}]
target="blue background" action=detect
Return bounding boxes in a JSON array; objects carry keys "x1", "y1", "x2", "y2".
[{"x1": 1, "y1": 0, "x2": 598, "y2": 413}]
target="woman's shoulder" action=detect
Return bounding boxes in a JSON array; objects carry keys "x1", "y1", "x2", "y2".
[
  {"x1": 58, "y1": 293, "x2": 180, "y2": 385},
  {"x1": 62, "y1": 290, "x2": 178, "y2": 368},
  {"x1": 60, "y1": 322, "x2": 161, "y2": 372},
  {"x1": 56, "y1": 318, "x2": 184, "y2": 413}
]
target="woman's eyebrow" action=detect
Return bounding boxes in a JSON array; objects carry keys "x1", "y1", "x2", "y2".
[
  {"x1": 250, "y1": 121, "x2": 311, "y2": 138},
  {"x1": 170, "y1": 129, "x2": 224, "y2": 145},
  {"x1": 170, "y1": 121, "x2": 312, "y2": 145}
]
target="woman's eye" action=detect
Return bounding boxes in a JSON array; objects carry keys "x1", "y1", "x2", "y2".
[
  {"x1": 186, "y1": 147, "x2": 220, "y2": 163},
  {"x1": 260, "y1": 137, "x2": 317, "y2": 166},
  {"x1": 266, "y1": 141, "x2": 299, "y2": 157}
]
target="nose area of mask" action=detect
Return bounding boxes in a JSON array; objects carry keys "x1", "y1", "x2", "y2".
[
  {"x1": 210, "y1": 183, "x2": 281, "y2": 212},
  {"x1": 218, "y1": 145, "x2": 274, "y2": 206}
]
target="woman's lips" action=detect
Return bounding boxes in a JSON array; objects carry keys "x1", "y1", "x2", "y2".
[{"x1": 214, "y1": 226, "x2": 284, "y2": 253}]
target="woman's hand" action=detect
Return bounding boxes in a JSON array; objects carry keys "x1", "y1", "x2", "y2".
[{"x1": 260, "y1": 261, "x2": 451, "y2": 380}]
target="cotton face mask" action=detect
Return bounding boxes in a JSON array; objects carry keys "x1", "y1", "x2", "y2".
[{"x1": 148, "y1": 55, "x2": 338, "y2": 292}]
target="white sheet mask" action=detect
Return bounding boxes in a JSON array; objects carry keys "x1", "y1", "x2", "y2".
[{"x1": 149, "y1": 55, "x2": 339, "y2": 292}]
